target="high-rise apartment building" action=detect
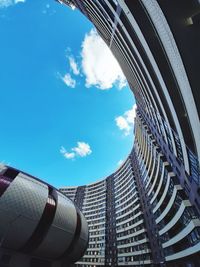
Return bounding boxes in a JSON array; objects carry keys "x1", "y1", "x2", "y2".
[
  {"x1": 59, "y1": 1, "x2": 200, "y2": 266},
  {"x1": 60, "y1": 146, "x2": 200, "y2": 267},
  {"x1": 60, "y1": 157, "x2": 151, "y2": 266}
]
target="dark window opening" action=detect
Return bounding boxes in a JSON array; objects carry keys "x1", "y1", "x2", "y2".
[{"x1": 3, "y1": 168, "x2": 19, "y2": 180}]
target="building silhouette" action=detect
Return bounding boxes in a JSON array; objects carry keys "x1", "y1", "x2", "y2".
[{"x1": 59, "y1": 0, "x2": 200, "y2": 266}]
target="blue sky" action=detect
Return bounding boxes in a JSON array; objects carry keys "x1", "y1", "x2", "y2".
[{"x1": 0, "y1": 0, "x2": 135, "y2": 187}]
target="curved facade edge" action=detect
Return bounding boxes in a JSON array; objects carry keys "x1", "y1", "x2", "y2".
[{"x1": 59, "y1": 1, "x2": 200, "y2": 267}]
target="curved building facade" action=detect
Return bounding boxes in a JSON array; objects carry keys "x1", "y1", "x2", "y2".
[
  {"x1": 0, "y1": 165, "x2": 89, "y2": 267},
  {"x1": 60, "y1": 147, "x2": 200, "y2": 267},
  {"x1": 58, "y1": 0, "x2": 200, "y2": 267},
  {"x1": 60, "y1": 157, "x2": 152, "y2": 266}
]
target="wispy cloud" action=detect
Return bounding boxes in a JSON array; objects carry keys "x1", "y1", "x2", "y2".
[
  {"x1": 60, "y1": 147, "x2": 76, "y2": 159},
  {"x1": 42, "y1": 3, "x2": 56, "y2": 16},
  {"x1": 61, "y1": 73, "x2": 76, "y2": 88},
  {"x1": 115, "y1": 104, "x2": 137, "y2": 136},
  {"x1": 0, "y1": 0, "x2": 25, "y2": 8},
  {"x1": 15, "y1": 0, "x2": 25, "y2": 3},
  {"x1": 60, "y1": 142, "x2": 92, "y2": 160},
  {"x1": 68, "y1": 56, "x2": 80, "y2": 75},
  {"x1": 57, "y1": 53, "x2": 79, "y2": 89},
  {"x1": 81, "y1": 29, "x2": 127, "y2": 90}
]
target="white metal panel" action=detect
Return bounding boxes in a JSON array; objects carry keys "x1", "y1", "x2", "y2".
[
  {"x1": 0, "y1": 173, "x2": 48, "y2": 249},
  {"x1": 166, "y1": 242, "x2": 200, "y2": 261},
  {"x1": 163, "y1": 219, "x2": 200, "y2": 248}
]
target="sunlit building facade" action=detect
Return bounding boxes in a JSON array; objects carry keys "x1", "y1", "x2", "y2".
[{"x1": 59, "y1": 0, "x2": 200, "y2": 266}]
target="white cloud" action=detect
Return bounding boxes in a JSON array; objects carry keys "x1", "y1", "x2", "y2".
[
  {"x1": 81, "y1": 29, "x2": 127, "y2": 90},
  {"x1": 125, "y1": 104, "x2": 137, "y2": 125},
  {"x1": 69, "y1": 56, "x2": 80, "y2": 75},
  {"x1": 115, "y1": 116, "x2": 131, "y2": 135},
  {"x1": 72, "y1": 142, "x2": 92, "y2": 157},
  {"x1": 60, "y1": 147, "x2": 76, "y2": 159},
  {"x1": 0, "y1": 0, "x2": 25, "y2": 8},
  {"x1": 64, "y1": 152, "x2": 75, "y2": 159},
  {"x1": 117, "y1": 159, "x2": 124, "y2": 166},
  {"x1": 60, "y1": 142, "x2": 92, "y2": 160},
  {"x1": 115, "y1": 104, "x2": 137, "y2": 136},
  {"x1": 61, "y1": 73, "x2": 76, "y2": 88}
]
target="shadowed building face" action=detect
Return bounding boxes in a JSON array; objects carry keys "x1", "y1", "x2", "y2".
[{"x1": 58, "y1": 1, "x2": 200, "y2": 267}]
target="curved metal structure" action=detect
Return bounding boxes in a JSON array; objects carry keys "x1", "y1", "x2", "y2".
[
  {"x1": 0, "y1": 165, "x2": 89, "y2": 267},
  {"x1": 59, "y1": 1, "x2": 200, "y2": 267}
]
